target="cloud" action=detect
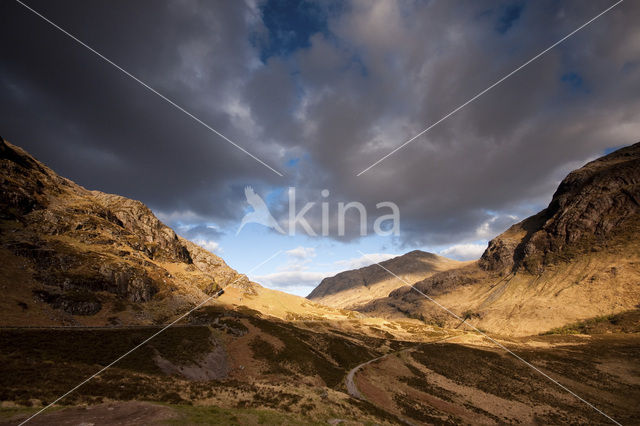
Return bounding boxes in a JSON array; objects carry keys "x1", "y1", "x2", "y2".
[
  {"x1": 251, "y1": 246, "x2": 324, "y2": 291},
  {"x1": 285, "y1": 246, "x2": 316, "y2": 261},
  {"x1": 440, "y1": 243, "x2": 487, "y2": 261},
  {"x1": 334, "y1": 253, "x2": 400, "y2": 270},
  {"x1": 475, "y1": 214, "x2": 518, "y2": 240},
  {"x1": 3, "y1": 0, "x2": 639, "y2": 251},
  {"x1": 1, "y1": 0, "x2": 282, "y2": 226},
  {"x1": 192, "y1": 238, "x2": 221, "y2": 254},
  {"x1": 160, "y1": 213, "x2": 225, "y2": 254},
  {"x1": 253, "y1": 251, "x2": 400, "y2": 293},
  {"x1": 252, "y1": 270, "x2": 330, "y2": 289}
]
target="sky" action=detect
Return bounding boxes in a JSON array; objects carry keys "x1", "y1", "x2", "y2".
[{"x1": 2, "y1": 0, "x2": 639, "y2": 296}]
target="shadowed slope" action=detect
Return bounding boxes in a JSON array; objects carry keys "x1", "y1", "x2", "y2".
[
  {"x1": 358, "y1": 143, "x2": 640, "y2": 335},
  {"x1": 307, "y1": 251, "x2": 468, "y2": 309}
]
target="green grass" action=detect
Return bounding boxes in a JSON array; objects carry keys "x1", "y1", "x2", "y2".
[
  {"x1": 0, "y1": 406, "x2": 63, "y2": 420},
  {"x1": 543, "y1": 315, "x2": 615, "y2": 335}
]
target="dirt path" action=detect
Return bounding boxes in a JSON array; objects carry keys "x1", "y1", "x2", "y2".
[
  {"x1": 345, "y1": 347, "x2": 413, "y2": 399},
  {"x1": 3, "y1": 401, "x2": 178, "y2": 426}
]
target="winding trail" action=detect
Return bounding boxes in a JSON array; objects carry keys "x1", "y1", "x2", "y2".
[{"x1": 346, "y1": 347, "x2": 412, "y2": 399}]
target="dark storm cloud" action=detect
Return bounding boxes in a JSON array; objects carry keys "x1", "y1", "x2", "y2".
[
  {"x1": 2, "y1": 0, "x2": 639, "y2": 247},
  {"x1": 278, "y1": 0, "x2": 640, "y2": 245},
  {"x1": 1, "y1": 0, "x2": 283, "y2": 222}
]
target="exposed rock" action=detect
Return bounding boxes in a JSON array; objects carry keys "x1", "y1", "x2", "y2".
[
  {"x1": 98, "y1": 263, "x2": 158, "y2": 302},
  {"x1": 93, "y1": 193, "x2": 193, "y2": 263},
  {"x1": 182, "y1": 238, "x2": 256, "y2": 295},
  {"x1": 33, "y1": 289, "x2": 102, "y2": 316},
  {"x1": 480, "y1": 142, "x2": 640, "y2": 273},
  {"x1": 0, "y1": 139, "x2": 254, "y2": 323},
  {"x1": 357, "y1": 143, "x2": 640, "y2": 335}
]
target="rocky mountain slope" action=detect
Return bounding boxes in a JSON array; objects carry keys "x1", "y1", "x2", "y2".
[
  {"x1": 307, "y1": 251, "x2": 467, "y2": 309},
  {"x1": 358, "y1": 143, "x2": 640, "y2": 335},
  {"x1": 2, "y1": 137, "x2": 639, "y2": 425},
  {"x1": 0, "y1": 137, "x2": 418, "y2": 329},
  {"x1": 0, "y1": 137, "x2": 256, "y2": 325},
  {"x1": 480, "y1": 142, "x2": 640, "y2": 273},
  {"x1": 1, "y1": 137, "x2": 465, "y2": 424}
]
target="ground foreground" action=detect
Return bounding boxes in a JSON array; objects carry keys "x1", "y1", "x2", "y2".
[
  {"x1": 350, "y1": 333, "x2": 640, "y2": 425},
  {"x1": 1, "y1": 311, "x2": 638, "y2": 425}
]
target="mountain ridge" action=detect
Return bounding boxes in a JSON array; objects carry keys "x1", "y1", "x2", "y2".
[
  {"x1": 0, "y1": 137, "x2": 386, "y2": 328},
  {"x1": 0, "y1": 137, "x2": 252, "y2": 325},
  {"x1": 480, "y1": 142, "x2": 640, "y2": 274},
  {"x1": 307, "y1": 250, "x2": 468, "y2": 309},
  {"x1": 356, "y1": 143, "x2": 640, "y2": 335}
]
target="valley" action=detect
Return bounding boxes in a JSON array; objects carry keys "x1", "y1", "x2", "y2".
[{"x1": 1, "y1": 138, "x2": 638, "y2": 425}]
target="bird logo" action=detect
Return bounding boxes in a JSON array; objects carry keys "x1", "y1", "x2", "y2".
[{"x1": 237, "y1": 186, "x2": 285, "y2": 235}]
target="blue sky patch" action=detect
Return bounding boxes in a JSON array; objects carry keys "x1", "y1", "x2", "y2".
[
  {"x1": 604, "y1": 145, "x2": 627, "y2": 155},
  {"x1": 286, "y1": 157, "x2": 301, "y2": 167},
  {"x1": 560, "y1": 71, "x2": 589, "y2": 95},
  {"x1": 495, "y1": 2, "x2": 524, "y2": 34},
  {"x1": 561, "y1": 72, "x2": 583, "y2": 88},
  {"x1": 257, "y1": 0, "x2": 335, "y2": 61}
]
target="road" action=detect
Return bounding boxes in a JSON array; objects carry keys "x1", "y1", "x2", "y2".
[{"x1": 345, "y1": 347, "x2": 413, "y2": 399}]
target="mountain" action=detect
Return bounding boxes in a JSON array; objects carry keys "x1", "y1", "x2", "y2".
[
  {"x1": 307, "y1": 251, "x2": 467, "y2": 309},
  {"x1": 480, "y1": 142, "x2": 640, "y2": 273},
  {"x1": 358, "y1": 143, "x2": 640, "y2": 335},
  {"x1": 0, "y1": 137, "x2": 380, "y2": 328},
  {"x1": 0, "y1": 137, "x2": 464, "y2": 424},
  {"x1": 1, "y1": 137, "x2": 639, "y2": 424},
  {"x1": 0, "y1": 137, "x2": 259, "y2": 325}
]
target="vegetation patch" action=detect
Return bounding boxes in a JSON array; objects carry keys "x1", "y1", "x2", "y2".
[
  {"x1": 393, "y1": 393, "x2": 457, "y2": 424},
  {"x1": 166, "y1": 404, "x2": 323, "y2": 425},
  {"x1": 398, "y1": 362, "x2": 456, "y2": 403},
  {"x1": 248, "y1": 317, "x2": 382, "y2": 388},
  {"x1": 0, "y1": 326, "x2": 217, "y2": 403},
  {"x1": 410, "y1": 343, "x2": 552, "y2": 404},
  {"x1": 33, "y1": 289, "x2": 102, "y2": 315},
  {"x1": 542, "y1": 310, "x2": 640, "y2": 335},
  {"x1": 248, "y1": 318, "x2": 347, "y2": 387}
]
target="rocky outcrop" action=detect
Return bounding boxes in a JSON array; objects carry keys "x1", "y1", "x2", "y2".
[
  {"x1": 181, "y1": 239, "x2": 256, "y2": 295},
  {"x1": 33, "y1": 289, "x2": 102, "y2": 315},
  {"x1": 0, "y1": 138, "x2": 252, "y2": 322},
  {"x1": 93, "y1": 193, "x2": 193, "y2": 264},
  {"x1": 356, "y1": 143, "x2": 640, "y2": 335},
  {"x1": 480, "y1": 142, "x2": 640, "y2": 273}
]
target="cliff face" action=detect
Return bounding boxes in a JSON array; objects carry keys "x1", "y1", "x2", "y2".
[
  {"x1": 358, "y1": 143, "x2": 640, "y2": 335},
  {"x1": 0, "y1": 138, "x2": 249, "y2": 325},
  {"x1": 307, "y1": 251, "x2": 466, "y2": 309},
  {"x1": 480, "y1": 142, "x2": 640, "y2": 274}
]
